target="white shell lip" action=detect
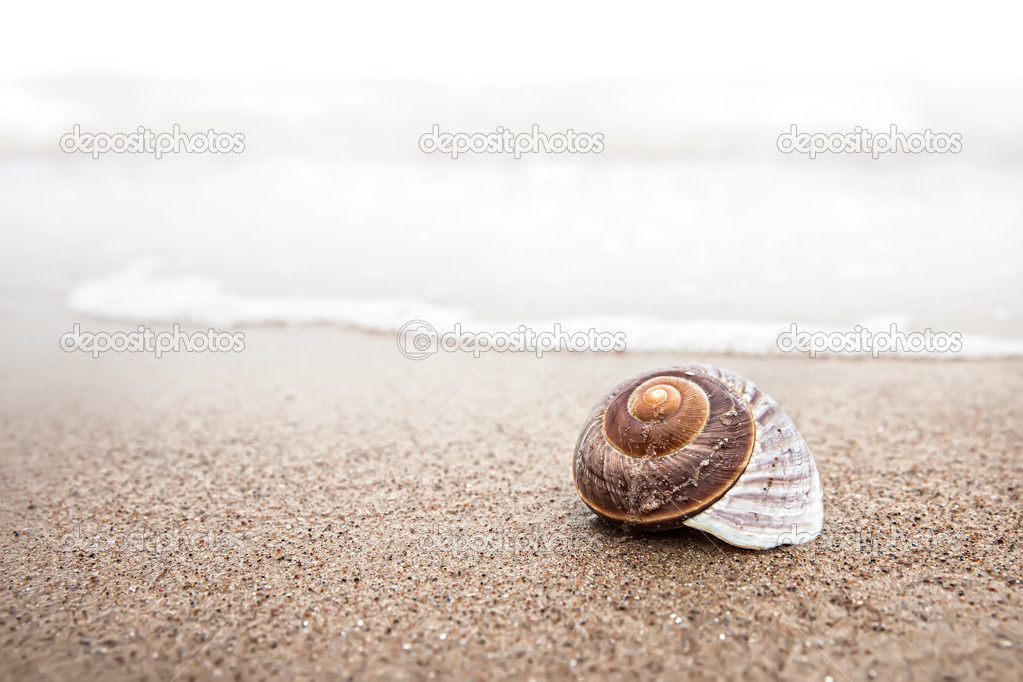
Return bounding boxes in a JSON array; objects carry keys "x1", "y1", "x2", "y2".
[{"x1": 681, "y1": 364, "x2": 824, "y2": 550}]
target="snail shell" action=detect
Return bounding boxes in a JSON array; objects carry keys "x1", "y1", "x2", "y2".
[{"x1": 572, "y1": 364, "x2": 823, "y2": 549}]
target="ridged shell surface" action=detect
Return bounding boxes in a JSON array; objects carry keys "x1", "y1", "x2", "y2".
[
  {"x1": 681, "y1": 365, "x2": 823, "y2": 549},
  {"x1": 573, "y1": 363, "x2": 823, "y2": 549}
]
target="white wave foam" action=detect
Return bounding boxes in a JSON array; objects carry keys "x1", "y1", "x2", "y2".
[
  {"x1": 67, "y1": 263, "x2": 1023, "y2": 358},
  {"x1": 66, "y1": 260, "x2": 470, "y2": 331}
]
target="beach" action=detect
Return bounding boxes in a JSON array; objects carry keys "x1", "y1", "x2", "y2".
[
  {"x1": 1, "y1": 301, "x2": 1020, "y2": 681},
  {"x1": 2, "y1": 2, "x2": 1023, "y2": 679}
]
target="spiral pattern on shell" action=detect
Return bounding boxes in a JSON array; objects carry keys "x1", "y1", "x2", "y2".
[{"x1": 573, "y1": 364, "x2": 824, "y2": 549}]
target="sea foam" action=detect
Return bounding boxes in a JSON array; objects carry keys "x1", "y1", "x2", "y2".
[{"x1": 67, "y1": 263, "x2": 1023, "y2": 358}]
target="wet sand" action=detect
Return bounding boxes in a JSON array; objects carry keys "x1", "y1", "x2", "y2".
[{"x1": 1, "y1": 304, "x2": 1020, "y2": 680}]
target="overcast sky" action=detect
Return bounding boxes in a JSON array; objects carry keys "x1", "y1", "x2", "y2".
[{"x1": 2, "y1": 0, "x2": 1019, "y2": 82}]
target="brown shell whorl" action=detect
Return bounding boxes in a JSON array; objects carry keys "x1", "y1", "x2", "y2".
[
  {"x1": 609, "y1": 376, "x2": 710, "y2": 457},
  {"x1": 573, "y1": 365, "x2": 758, "y2": 530}
]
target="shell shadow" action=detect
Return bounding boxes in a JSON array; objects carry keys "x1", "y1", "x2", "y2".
[{"x1": 581, "y1": 515, "x2": 761, "y2": 557}]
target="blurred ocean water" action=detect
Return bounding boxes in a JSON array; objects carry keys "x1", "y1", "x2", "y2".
[{"x1": 2, "y1": 78, "x2": 1021, "y2": 355}]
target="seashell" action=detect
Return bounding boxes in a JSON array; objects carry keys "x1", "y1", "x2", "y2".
[{"x1": 572, "y1": 364, "x2": 823, "y2": 549}]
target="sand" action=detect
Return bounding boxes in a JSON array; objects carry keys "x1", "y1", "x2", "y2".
[{"x1": 1, "y1": 303, "x2": 1021, "y2": 681}]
